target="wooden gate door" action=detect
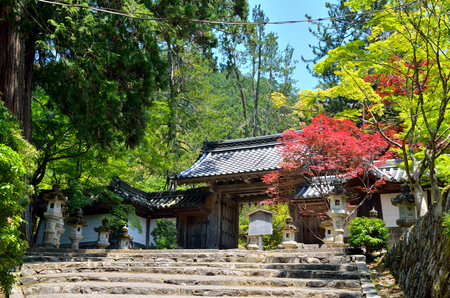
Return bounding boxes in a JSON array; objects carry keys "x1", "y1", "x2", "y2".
[
  {"x1": 301, "y1": 216, "x2": 325, "y2": 245},
  {"x1": 220, "y1": 198, "x2": 238, "y2": 249},
  {"x1": 186, "y1": 215, "x2": 207, "y2": 249}
]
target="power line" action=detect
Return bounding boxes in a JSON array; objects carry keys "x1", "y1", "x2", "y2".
[{"x1": 35, "y1": 0, "x2": 419, "y2": 26}]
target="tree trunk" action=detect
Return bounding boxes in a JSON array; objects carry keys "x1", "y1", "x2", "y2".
[
  {"x1": 412, "y1": 181, "x2": 428, "y2": 217},
  {"x1": 446, "y1": 190, "x2": 450, "y2": 213},
  {"x1": 0, "y1": 1, "x2": 32, "y2": 141},
  {"x1": 264, "y1": 69, "x2": 273, "y2": 131},
  {"x1": 1, "y1": 2, "x2": 37, "y2": 246},
  {"x1": 233, "y1": 68, "x2": 248, "y2": 138},
  {"x1": 253, "y1": 42, "x2": 262, "y2": 137}
]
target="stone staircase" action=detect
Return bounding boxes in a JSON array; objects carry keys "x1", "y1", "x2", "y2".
[{"x1": 11, "y1": 248, "x2": 379, "y2": 298}]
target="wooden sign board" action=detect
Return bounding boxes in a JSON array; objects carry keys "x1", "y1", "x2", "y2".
[{"x1": 246, "y1": 209, "x2": 277, "y2": 236}]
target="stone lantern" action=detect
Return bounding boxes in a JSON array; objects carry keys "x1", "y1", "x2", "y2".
[
  {"x1": 326, "y1": 179, "x2": 350, "y2": 245},
  {"x1": 319, "y1": 219, "x2": 334, "y2": 246},
  {"x1": 67, "y1": 209, "x2": 88, "y2": 249},
  {"x1": 54, "y1": 205, "x2": 69, "y2": 248},
  {"x1": 94, "y1": 218, "x2": 113, "y2": 249},
  {"x1": 42, "y1": 184, "x2": 68, "y2": 247},
  {"x1": 280, "y1": 216, "x2": 299, "y2": 249},
  {"x1": 391, "y1": 183, "x2": 416, "y2": 231},
  {"x1": 116, "y1": 225, "x2": 134, "y2": 249}
]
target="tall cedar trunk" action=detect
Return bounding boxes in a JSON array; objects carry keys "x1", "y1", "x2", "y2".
[
  {"x1": 167, "y1": 45, "x2": 177, "y2": 146},
  {"x1": 253, "y1": 42, "x2": 262, "y2": 137},
  {"x1": 233, "y1": 68, "x2": 248, "y2": 138},
  {"x1": 0, "y1": 2, "x2": 32, "y2": 141},
  {"x1": 1, "y1": 2, "x2": 37, "y2": 245},
  {"x1": 264, "y1": 69, "x2": 273, "y2": 131}
]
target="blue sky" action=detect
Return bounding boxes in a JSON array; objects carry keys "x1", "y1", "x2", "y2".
[{"x1": 247, "y1": 0, "x2": 333, "y2": 91}]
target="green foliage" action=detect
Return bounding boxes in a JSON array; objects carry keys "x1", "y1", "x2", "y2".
[
  {"x1": 442, "y1": 213, "x2": 450, "y2": 237},
  {"x1": 348, "y1": 217, "x2": 390, "y2": 256},
  {"x1": 0, "y1": 103, "x2": 37, "y2": 296},
  {"x1": 150, "y1": 218, "x2": 177, "y2": 249},
  {"x1": 91, "y1": 187, "x2": 143, "y2": 233},
  {"x1": 302, "y1": 0, "x2": 386, "y2": 116},
  {"x1": 301, "y1": 0, "x2": 450, "y2": 215},
  {"x1": 238, "y1": 203, "x2": 289, "y2": 250}
]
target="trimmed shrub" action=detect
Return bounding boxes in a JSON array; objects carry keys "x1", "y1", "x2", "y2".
[{"x1": 348, "y1": 216, "x2": 390, "y2": 256}]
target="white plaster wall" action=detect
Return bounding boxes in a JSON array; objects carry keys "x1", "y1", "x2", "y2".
[
  {"x1": 148, "y1": 217, "x2": 177, "y2": 246},
  {"x1": 381, "y1": 193, "x2": 400, "y2": 227},
  {"x1": 128, "y1": 216, "x2": 147, "y2": 245},
  {"x1": 36, "y1": 214, "x2": 109, "y2": 246}
]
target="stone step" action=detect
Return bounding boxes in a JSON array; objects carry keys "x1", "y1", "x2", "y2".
[
  {"x1": 21, "y1": 281, "x2": 363, "y2": 297},
  {"x1": 19, "y1": 272, "x2": 361, "y2": 289},
  {"x1": 24, "y1": 248, "x2": 351, "y2": 260},
  {"x1": 24, "y1": 251, "x2": 360, "y2": 264},
  {"x1": 21, "y1": 260, "x2": 358, "y2": 272},
  {"x1": 20, "y1": 265, "x2": 360, "y2": 280}
]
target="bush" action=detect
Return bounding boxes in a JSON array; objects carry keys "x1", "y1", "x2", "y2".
[
  {"x1": 348, "y1": 217, "x2": 390, "y2": 256},
  {"x1": 150, "y1": 218, "x2": 177, "y2": 249},
  {"x1": 0, "y1": 103, "x2": 37, "y2": 296},
  {"x1": 443, "y1": 213, "x2": 450, "y2": 237}
]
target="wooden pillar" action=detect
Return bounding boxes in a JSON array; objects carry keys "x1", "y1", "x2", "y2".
[{"x1": 145, "y1": 215, "x2": 151, "y2": 247}]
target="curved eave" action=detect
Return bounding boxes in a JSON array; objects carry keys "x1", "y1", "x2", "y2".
[{"x1": 176, "y1": 169, "x2": 277, "y2": 185}]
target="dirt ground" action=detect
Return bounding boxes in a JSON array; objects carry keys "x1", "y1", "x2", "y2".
[{"x1": 368, "y1": 255, "x2": 406, "y2": 297}]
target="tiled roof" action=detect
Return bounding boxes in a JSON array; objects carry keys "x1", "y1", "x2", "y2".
[
  {"x1": 372, "y1": 159, "x2": 408, "y2": 183},
  {"x1": 109, "y1": 179, "x2": 210, "y2": 210},
  {"x1": 295, "y1": 184, "x2": 332, "y2": 199},
  {"x1": 294, "y1": 160, "x2": 408, "y2": 199},
  {"x1": 175, "y1": 129, "x2": 408, "y2": 186},
  {"x1": 176, "y1": 133, "x2": 283, "y2": 180}
]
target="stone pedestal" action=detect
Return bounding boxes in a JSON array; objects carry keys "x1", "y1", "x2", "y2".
[
  {"x1": 94, "y1": 218, "x2": 113, "y2": 249},
  {"x1": 326, "y1": 179, "x2": 350, "y2": 245},
  {"x1": 391, "y1": 183, "x2": 416, "y2": 231},
  {"x1": 67, "y1": 210, "x2": 88, "y2": 249},
  {"x1": 42, "y1": 184, "x2": 68, "y2": 248},
  {"x1": 280, "y1": 217, "x2": 299, "y2": 249},
  {"x1": 54, "y1": 205, "x2": 69, "y2": 248},
  {"x1": 116, "y1": 225, "x2": 133, "y2": 249},
  {"x1": 246, "y1": 235, "x2": 260, "y2": 250},
  {"x1": 319, "y1": 219, "x2": 334, "y2": 246}
]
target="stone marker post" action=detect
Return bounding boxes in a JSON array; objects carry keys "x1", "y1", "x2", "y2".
[{"x1": 245, "y1": 208, "x2": 277, "y2": 251}]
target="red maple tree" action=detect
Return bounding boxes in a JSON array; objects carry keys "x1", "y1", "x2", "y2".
[{"x1": 262, "y1": 114, "x2": 394, "y2": 213}]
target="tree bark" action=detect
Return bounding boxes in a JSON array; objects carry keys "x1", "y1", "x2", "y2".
[
  {"x1": 1, "y1": 1, "x2": 37, "y2": 245},
  {"x1": 412, "y1": 180, "x2": 428, "y2": 217},
  {"x1": 233, "y1": 68, "x2": 248, "y2": 138},
  {"x1": 0, "y1": 1, "x2": 32, "y2": 141}
]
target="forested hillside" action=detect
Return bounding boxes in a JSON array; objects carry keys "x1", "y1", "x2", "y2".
[{"x1": 0, "y1": 0, "x2": 314, "y2": 248}]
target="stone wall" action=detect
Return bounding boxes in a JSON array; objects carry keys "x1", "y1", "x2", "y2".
[{"x1": 385, "y1": 202, "x2": 450, "y2": 298}]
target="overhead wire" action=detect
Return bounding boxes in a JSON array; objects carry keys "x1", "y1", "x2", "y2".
[{"x1": 35, "y1": 0, "x2": 420, "y2": 25}]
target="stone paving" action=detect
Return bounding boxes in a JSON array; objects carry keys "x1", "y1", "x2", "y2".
[{"x1": 11, "y1": 248, "x2": 380, "y2": 298}]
